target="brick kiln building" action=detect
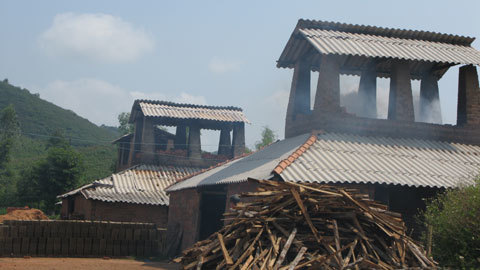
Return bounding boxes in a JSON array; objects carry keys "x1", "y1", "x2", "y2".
[
  {"x1": 59, "y1": 100, "x2": 249, "y2": 227},
  {"x1": 166, "y1": 19, "x2": 480, "y2": 252}
]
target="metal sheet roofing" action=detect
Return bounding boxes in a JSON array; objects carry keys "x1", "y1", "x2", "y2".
[
  {"x1": 299, "y1": 29, "x2": 480, "y2": 66},
  {"x1": 279, "y1": 133, "x2": 480, "y2": 188},
  {"x1": 59, "y1": 164, "x2": 202, "y2": 205},
  {"x1": 166, "y1": 134, "x2": 311, "y2": 192},
  {"x1": 277, "y1": 19, "x2": 480, "y2": 79},
  {"x1": 132, "y1": 100, "x2": 250, "y2": 123}
]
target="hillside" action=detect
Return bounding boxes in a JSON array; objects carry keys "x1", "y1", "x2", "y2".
[
  {"x1": 0, "y1": 80, "x2": 118, "y2": 146},
  {"x1": 0, "y1": 80, "x2": 120, "y2": 184}
]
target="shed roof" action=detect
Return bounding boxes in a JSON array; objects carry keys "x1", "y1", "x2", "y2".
[
  {"x1": 129, "y1": 100, "x2": 250, "y2": 124},
  {"x1": 167, "y1": 132, "x2": 480, "y2": 192},
  {"x1": 59, "y1": 164, "x2": 202, "y2": 206},
  {"x1": 278, "y1": 19, "x2": 480, "y2": 79}
]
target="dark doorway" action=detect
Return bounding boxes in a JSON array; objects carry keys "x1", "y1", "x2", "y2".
[{"x1": 199, "y1": 190, "x2": 226, "y2": 240}]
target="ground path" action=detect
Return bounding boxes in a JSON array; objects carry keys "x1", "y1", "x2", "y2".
[{"x1": 0, "y1": 258, "x2": 180, "y2": 270}]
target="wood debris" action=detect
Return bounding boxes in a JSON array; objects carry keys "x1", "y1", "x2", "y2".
[{"x1": 175, "y1": 179, "x2": 436, "y2": 269}]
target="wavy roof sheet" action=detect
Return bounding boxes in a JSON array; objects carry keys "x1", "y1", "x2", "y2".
[
  {"x1": 299, "y1": 28, "x2": 480, "y2": 66},
  {"x1": 166, "y1": 134, "x2": 311, "y2": 192},
  {"x1": 132, "y1": 100, "x2": 250, "y2": 123},
  {"x1": 279, "y1": 133, "x2": 480, "y2": 188},
  {"x1": 277, "y1": 19, "x2": 480, "y2": 79},
  {"x1": 59, "y1": 164, "x2": 202, "y2": 205},
  {"x1": 167, "y1": 132, "x2": 480, "y2": 191}
]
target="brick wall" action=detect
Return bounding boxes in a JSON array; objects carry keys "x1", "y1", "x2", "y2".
[
  {"x1": 285, "y1": 111, "x2": 480, "y2": 145},
  {"x1": 0, "y1": 220, "x2": 166, "y2": 257},
  {"x1": 61, "y1": 196, "x2": 168, "y2": 228},
  {"x1": 166, "y1": 188, "x2": 200, "y2": 253}
]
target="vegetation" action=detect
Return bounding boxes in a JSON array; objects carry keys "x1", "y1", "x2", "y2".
[
  {"x1": 118, "y1": 112, "x2": 133, "y2": 135},
  {"x1": 0, "y1": 80, "x2": 119, "y2": 213},
  {"x1": 17, "y1": 135, "x2": 84, "y2": 213},
  {"x1": 0, "y1": 105, "x2": 20, "y2": 206},
  {"x1": 421, "y1": 179, "x2": 480, "y2": 268},
  {"x1": 255, "y1": 126, "x2": 276, "y2": 150}
]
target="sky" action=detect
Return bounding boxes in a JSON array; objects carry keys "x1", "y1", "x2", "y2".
[{"x1": 1, "y1": 0, "x2": 479, "y2": 151}]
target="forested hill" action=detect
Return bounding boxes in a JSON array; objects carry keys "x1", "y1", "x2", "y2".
[
  {"x1": 0, "y1": 79, "x2": 119, "y2": 186},
  {"x1": 0, "y1": 80, "x2": 118, "y2": 146}
]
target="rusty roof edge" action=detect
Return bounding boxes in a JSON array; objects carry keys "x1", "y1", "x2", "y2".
[
  {"x1": 295, "y1": 19, "x2": 475, "y2": 46},
  {"x1": 273, "y1": 131, "x2": 320, "y2": 176}
]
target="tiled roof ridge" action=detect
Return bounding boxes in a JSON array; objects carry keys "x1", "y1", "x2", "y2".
[
  {"x1": 296, "y1": 19, "x2": 475, "y2": 46},
  {"x1": 135, "y1": 99, "x2": 244, "y2": 112},
  {"x1": 273, "y1": 132, "x2": 319, "y2": 175}
]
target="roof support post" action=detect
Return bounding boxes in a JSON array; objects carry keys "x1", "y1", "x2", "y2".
[
  {"x1": 187, "y1": 124, "x2": 202, "y2": 160},
  {"x1": 141, "y1": 116, "x2": 156, "y2": 164},
  {"x1": 358, "y1": 63, "x2": 377, "y2": 118},
  {"x1": 286, "y1": 60, "x2": 311, "y2": 121},
  {"x1": 218, "y1": 128, "x2": 231, "y2": 157},
  {"x1": 388, "y1": 60, "x2": 414, "y2": 121},
  {"x1": 457, "y1": 65, "x2": 480, "y2": 126},
  {"x1": 313, "y1": 55, "x2": 341, "y2": 114},
  {"x1": 128, "y1": 114, "x2": 144, "y2": 166},
  {"x1": 174, "y1": 125, "x2": 187, "y2": 150},
  {"x1": 231, "y1": 122, "x2": 245, "y2": 158},
  {"x1": 419, "y1": 72, "x2": 442, "y2": 124}
]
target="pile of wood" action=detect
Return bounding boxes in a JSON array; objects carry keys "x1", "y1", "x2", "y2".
[{"x1": 176, "y1": 179, "x2": 436, "y2": 269}]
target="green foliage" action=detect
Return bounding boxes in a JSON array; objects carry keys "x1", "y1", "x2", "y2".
[
  {"x1": 0, "y1": 105, "x2": 19, "y2": 168},
  {"x1": 18, "y1": 139, "x2": 84, "y2": 213},
  {"x1": 0, "y1": 80, "x2": 118, "y2": 146},
  {"x1": 0, "y1": 105, "x2": 19, "y2": 206},
  {"x1": 0, "y1": 80, "x2": 119, "y2": 209},
  {"x1": 255, "y1": 126, "x2": 276, "y2": 150},
  {"x1": 421, "y1": 179, "x2": 480, "y2": 268},
  {"x1": 118, "y1": 112, "x2": 134, "y2": 135}
]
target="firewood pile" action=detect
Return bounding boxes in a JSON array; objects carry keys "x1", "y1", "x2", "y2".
[{"x1": 175, "y1": 179, "x2": 436, "y2": 269}]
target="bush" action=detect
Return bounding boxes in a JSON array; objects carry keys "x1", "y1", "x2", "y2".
[{"x1": 422, "y1": 179, "x2": 480, "y2": 268}]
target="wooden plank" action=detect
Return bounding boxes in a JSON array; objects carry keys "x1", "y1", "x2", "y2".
[
  {"x1": 290, "y1": 188, "x2": 321, "y2": 243},
  {"x1": 217, "y1": 233, "x2": 233, "y2": 265},
  {"x1": 273, "y1": 227, "x2": 297, "y2": 270}
]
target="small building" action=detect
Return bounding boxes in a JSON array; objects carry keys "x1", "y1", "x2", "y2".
[
  {"x1": 116, "y1": 100, "x2": 250, "y2": 171},
  {"x1": 59, "y1": 164, "x2": 201, "y2": 227},
  {"x1": 60, "y1": 100, "x2": 250, "y2": 227},
  {"x1": 166, "y1": 19, "x2": 480, "y2": 252}
]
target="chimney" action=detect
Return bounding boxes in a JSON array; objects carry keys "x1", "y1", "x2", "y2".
[
  {"x1": 457, "y1": 65, "x2": 480, "y2": 126},
  {"x1": 313, "y1": 55, "x2": 341, "y2": 114},
  {"x1": 388, "y1": 60, "x2": 414, "y2": 121}
]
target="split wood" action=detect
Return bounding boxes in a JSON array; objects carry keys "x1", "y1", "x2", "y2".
[{"x1": 175, "y1": 180, "x2": 436, "y2": 269}]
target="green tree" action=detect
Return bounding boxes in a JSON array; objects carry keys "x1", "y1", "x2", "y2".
[
  {"x1": 255, "y1": 126, "x2": 276, "y2": 150},
  {"x1": 118, "y1": 112, "x2": 134, "y2": 135},
  {"x1": 0, "y1": 105, "x2": 19, "y2": 168},
  {"x1": 17, "y1": 133, "x2": 84, "y2": 213},
  {"x1": 0, "y1": 105, "x2": 19, "y2": 206},
  {"x1": 421, "y1": 178, "x2": 480, "y2": 268}
]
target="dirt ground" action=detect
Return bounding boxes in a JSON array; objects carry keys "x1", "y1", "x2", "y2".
[{"x1": 0, "y1": 257, "x2": 180, "y2": 270}]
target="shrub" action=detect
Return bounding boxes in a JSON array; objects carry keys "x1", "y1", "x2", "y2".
[{"x1": 422, "y1": 179, "x2": 480, "y2": 268}]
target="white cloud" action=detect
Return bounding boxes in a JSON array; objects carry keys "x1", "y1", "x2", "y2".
[
  {"x1": 38, "y1": 78, "x2": 208, "y2": 126},
  {"x1": 39, "y1": 13, "x2": 154, "y2": 62},
  {"x1": 208, "y1": 57, "x2": 241, "y2": 73},
  {"x1": 175, "y1": 92, "x2": 207, "y2": 105}
]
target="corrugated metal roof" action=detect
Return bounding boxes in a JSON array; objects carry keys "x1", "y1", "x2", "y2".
[
  {"x1": 299, "y1": 29, "x2": 480, "y2": 66},
  {"x1": 277, "y1": 19, "x2": 480, "y2": 79},
  {"x1": 166, "y1": 134, "x2": 312, "y2": 192},
  {"x1": 279, "y1": 133, "x2": 480, "y2": 188},
  {"x1": 131, "y1": 100, "x2": 250, "y2": 123},
  {"x1": 59, "y1": 164, "x2": 202, "y2": 205}
]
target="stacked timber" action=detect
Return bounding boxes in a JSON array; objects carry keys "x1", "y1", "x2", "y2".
[{"x1": 176, "y1": 179, "x2": 436, "y2": 269}]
